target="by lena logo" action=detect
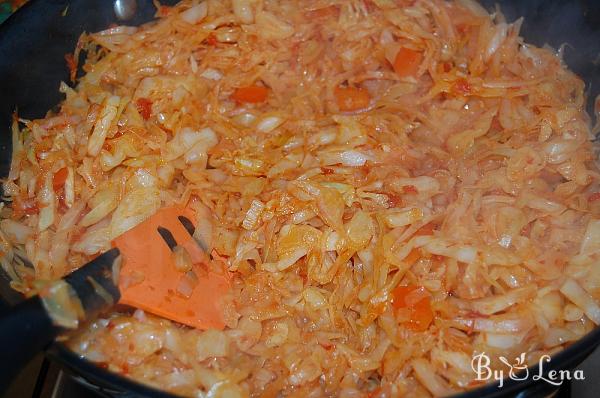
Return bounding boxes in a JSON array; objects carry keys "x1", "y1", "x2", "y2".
[{"x1": 471, "y1": 352, "x2": 585, "y2": 388}]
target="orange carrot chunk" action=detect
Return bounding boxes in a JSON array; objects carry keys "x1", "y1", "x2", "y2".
[
  {"x1": 392, "y1": 285, "x2": 434, "y2": 332},
  {"x1": 231, "y1": 85, "x2": 269, "y2": 103},
  {"x1": 393, "y1": 47, "x2": 423, "y2": 78},
  {"x1": 334, "y1": 86, "x2": 371, "y2": 112}
]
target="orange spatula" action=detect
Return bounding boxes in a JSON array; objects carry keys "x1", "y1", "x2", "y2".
[
  {"x1": 0, "y1": 206, "x2": 231, "y2": 389},
  {"x1": 113, "y1": 206, "x2": 231, "y2": 330}
]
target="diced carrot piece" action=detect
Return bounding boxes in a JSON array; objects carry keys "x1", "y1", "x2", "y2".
[
  {"x1": 393, "y1": 47, "x2": 423, "y2": 78},
  {"x1": 231, "y1": 85, "x2": 269, "y2": 103},
  {"x1": 409, "y1": 298, "x2": 434, "y2": 331},
  {"x1": 334, "y1": 86, "x2": 371, "y2": 112},
  {"x1": 392, "y1": 285, "x2": 416, "y2": 309},
  {"x1": 136, "y1": 98, "x2": 153, "y2": 120},
  {"x1": 52, "y1": 167, "x2": 68, "y2": 191},
  {"x1": 392, "y1": 285, "x2": 434, "y2": 332}
]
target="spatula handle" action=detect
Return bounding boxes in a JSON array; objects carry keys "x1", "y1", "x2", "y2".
[
  {"x1": 0, "y1": 248, "x2": 121, "y2": 393},
  {"x1": 0, "y1": 296, "x2": 59, "y2": 392}
]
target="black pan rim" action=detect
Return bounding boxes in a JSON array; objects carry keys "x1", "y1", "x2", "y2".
[{"x1": 48, "y1": 322, "x2": 600, "y2": 398}]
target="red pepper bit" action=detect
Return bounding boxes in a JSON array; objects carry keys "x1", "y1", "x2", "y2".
[
  {"x1": 157, "y1": 5, "x2": 171, "y2": 17},
  {"x1": 12, "y1": 196, "x2": 39, "y2": 218},
  {"x1": 453, "y1": 78, "x2": 471, "y2": 96},
  {"x1": 206, "y1": 33, "x2": 218, "y2": 46},
  {"x1": 432, "y1": 254, "x2": 445, "y2": 262},
  {"x1": 135, "y1": 98, "x2": 153, "y2": 120},
  {"x1": 589, "y1": 192, "x2": 600, "y2": 202},
  {"x1": 319, "y1": 341, "x2": 334, "y2": 350},
  {"x1": 387, "y1": 193, "x2": 403, "y2": 208},
  {"x1": 520, "y1": 223, "x2": 531, "y2": 236},
  {"x1": 64, "y1": 53, "x2": 77, "y2": 82},
  {"x1": 456, "y1": 23, "x2": 469, "y2": 35},
  {"x1": 360, "y1": 162, "x2": 372, "y2": 174},
  {"x1": 403, "y1": 185, "x2": 418, "y2": 194},
  {"x1": 321, "y1": 167, "x2": 335, "y2": 175},
  {"x1": 298, "y1": 266, "x2": 308, "y2": 283}
]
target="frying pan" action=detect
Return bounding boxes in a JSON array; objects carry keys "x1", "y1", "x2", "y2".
[{"x1": 1, "y1": 0, "x2": 600, "y2": 397}]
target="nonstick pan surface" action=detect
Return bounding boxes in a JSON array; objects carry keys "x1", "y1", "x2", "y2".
[{"x1": 0, "y1": 1, "x2": 599, "y2": 397}]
